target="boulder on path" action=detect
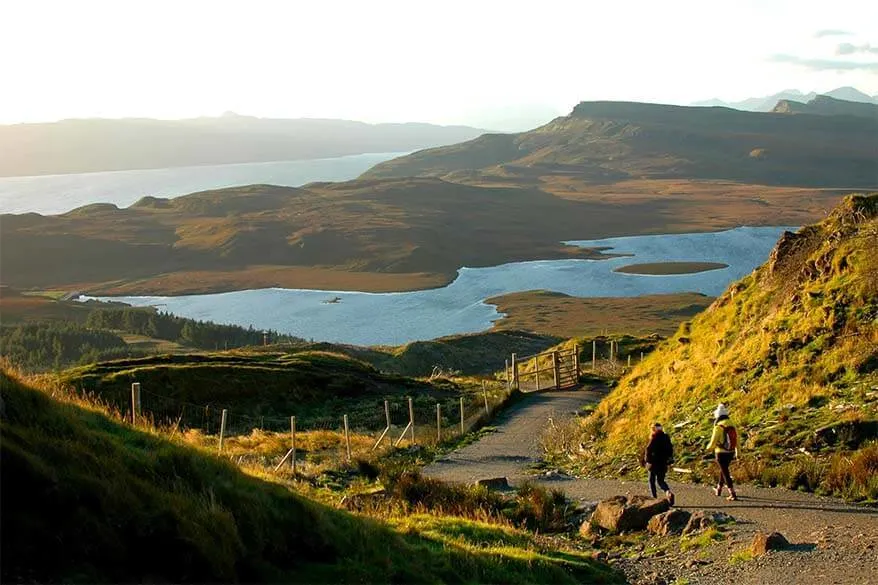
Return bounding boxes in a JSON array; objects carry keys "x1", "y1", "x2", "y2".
[
  {"x1": 751, "y1": 531, "x2": 790, "y2": 555},
  {"x1": 591, "y1": 495, "x2": 670, "y2": 533},
  {"x1": 648, "y1": 509, "x2": 692, "y2": 536},
  {"x1": 683, "y1": 510, "x2": 734, "y2": 534},
  {"x1": 473, "y1": 477, "x2": 509, "y2": 490}
]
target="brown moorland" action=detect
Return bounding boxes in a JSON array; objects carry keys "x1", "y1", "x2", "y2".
[
  {"x1": 486, "y1": 291, "x2": 714, "y2": 337},
  {"x1": 613, "y1": 261, "x2": 728, "y2": 275},
  {"x1": 0, "y1": 178, "x2": 847, "y2": 296}
]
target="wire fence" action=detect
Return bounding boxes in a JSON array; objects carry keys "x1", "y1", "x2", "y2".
[{"x1": 126, "y1": 380, "x2": 513, "y2": 474}]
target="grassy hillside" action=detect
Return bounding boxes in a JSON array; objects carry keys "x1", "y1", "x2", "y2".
[
  {"x1": 363, "y1": 101, "x2": 877, "y2": 187},
  {"x1": 58, "y1": 350, "x2": 463, "y2": 430},
  {"x1": 558, "y1": 194, "x2": 878, "y2": 500},
  {"x1": 0, "y1": 368, "x2": 620, "y2": 583}
]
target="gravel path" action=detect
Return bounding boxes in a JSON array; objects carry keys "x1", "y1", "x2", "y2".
[{"x1": 424, "y1": 388, "x2": 878, "y2": 585}]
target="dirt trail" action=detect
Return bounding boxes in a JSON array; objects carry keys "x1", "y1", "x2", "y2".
[{"x1": 424, "y1": 388, "x2": 878, "y2": 585}]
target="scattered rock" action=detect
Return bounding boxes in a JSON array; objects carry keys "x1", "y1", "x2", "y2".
[
  {"x1": 683, "y1": 510, "x2": 733, "y2": 534},
  {"x1": 638, "y1": 571, "x2": 667, "y2": 585},
  {"x1": 340, "y1": 489, "x2": 387, "y2": 511},
  {"x1": 591, "y1": 495, "x2": 670, "y2": 533},
  {"x1": 474, "y1": 477, "x2": 509, "y2": 490},
  {"x1": 579, "y1": 519, "x2": 604, "y2": 539},
  {"x1": 575, "y1": 499, "x2": 599, "y2": 515},
  {"x1": 751, "y1": 531, "x2": 790, "y2": 555},
  {"x1": 648, "y1": 509, "x2": 692, "y2": 536},
  {"x1": 543, "y1": 469, "x2": 569, "y2": 480}
]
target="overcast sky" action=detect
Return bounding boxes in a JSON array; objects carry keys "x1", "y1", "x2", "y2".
[{"x1": 1, "y1": 0, "x2": 876, "y2": 129}]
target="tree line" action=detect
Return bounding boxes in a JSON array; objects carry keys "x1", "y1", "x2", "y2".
[{"x1": 1, "y1": 307, "x2": 304, "y2": 372}]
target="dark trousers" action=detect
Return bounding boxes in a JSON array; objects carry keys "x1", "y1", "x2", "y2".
[
  {"x1": 648, "y1": 465, "x2": 669, "y2": 497},
  {"x1": 716, "y1": 452, "x2": 735, "y2": 491}
]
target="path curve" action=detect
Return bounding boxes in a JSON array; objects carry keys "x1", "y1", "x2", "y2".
[{"x1": 424, "y1": 388, "x2": 878, "y2": 585}]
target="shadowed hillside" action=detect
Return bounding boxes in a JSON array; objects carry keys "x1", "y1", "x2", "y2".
[
  {"x1": 363, "y1": 101, "x2": 878, "y2": 187},
  {"x1": 557, "y1": 194, "x2": 878, "y2": 500},
  {"x1": 0, "y1": 367, "x2": 620, "y2": 583}
]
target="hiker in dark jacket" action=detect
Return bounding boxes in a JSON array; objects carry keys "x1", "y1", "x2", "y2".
[{"x1": 643, "y1": 422, "x2": 675, "y2": 505}]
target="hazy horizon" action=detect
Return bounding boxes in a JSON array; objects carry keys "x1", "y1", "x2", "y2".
[{"x1": 2, "y1": 0, "x2": 877, "y2": 130}]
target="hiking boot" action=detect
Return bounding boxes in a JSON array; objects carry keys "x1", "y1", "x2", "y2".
[
  {"x1": 727, "y1": 492, "x2": 738, "y2": 501},
  {"x1": 714, "y1": 486, "x2": 723, "y2": 497},
  {"x1": 666, "y1": 491, "x2": 675, "y2": 506}
]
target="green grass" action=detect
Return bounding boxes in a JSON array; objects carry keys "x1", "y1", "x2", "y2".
[
  {"x1": 729, "y1": 549, "x2": 756, "y2": 565},
  {"x1": 0, "y1": 367, "x2": 622, "y2": 583},
  {"x1": 680, "y1": 527, "x2": 726, "y2": 551}
]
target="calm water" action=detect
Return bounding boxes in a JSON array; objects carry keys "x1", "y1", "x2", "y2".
[
  {"x1": 0, "y1": 152, "x2": 406, "y2": 215},
  {"x1": 84, "y1": 226, "x2": 791, "y2": 346}
]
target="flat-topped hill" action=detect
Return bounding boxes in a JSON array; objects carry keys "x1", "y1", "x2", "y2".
[{"x1": 363, "y1": 101, "x2": 878, "y2": 187}]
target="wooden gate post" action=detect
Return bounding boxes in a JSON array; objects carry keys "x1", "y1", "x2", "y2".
[
  {"x1": 482, "y1": 382, "x2": 489, "y2": 415},
  {"x1": 343, "y1": 414, "x2": 351, "y2": 462},
  {"x1": 592, "y1": 340, "x2": 597, "y2": 370},
  {"x1": 552, "y1": 351, "x2": 560, "y2": 390},
  {"x1": 130, "y1": 382, "x2": 141, "y2": 424},
  {"x1": 573, "y1": 344, "x2": 580, "y2": 378},
  {"x1": 290, "y1": 416, "x2": 297, "y2": 474},
  {"x1": 511, "y1": 353, "x2": 519, "y2": 390},
  {"x1": 459, "y1": 396, "x2": 464, "y2": 435},
  {"x1": 408, "y1": 397, "x2": 415, "y2": 444},
  {"x1": 218, "y1": 408, "x2": 228, "y2": 453},
  {"x1": 436, "y1": 403, "x2": 441, "y2": 443},
  {"x1": 627, "y1": 354, "x2": 632, "y2": 367},
  {"x1": 384, "y1": 400, "x2": 392, "y2": 446}
]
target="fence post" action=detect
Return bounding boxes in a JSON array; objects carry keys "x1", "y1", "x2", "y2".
[
  {"x1": 641, "y1": 351, "x2": 644, "y2": 363},
  {"x1": 408, "y1": 397, "x2": 415, "y2": 444},
  {"x1": 482, "y1": 382, "x2": 489, "y2": 415},
  {"x1": 505, "y1": 359, "x2": 510, "y2": 390},
  {"x1": 436, "y1": 403, "x2": 441, "y2": 443},
  {"x1": 130, "y1": 382, "x2": 141, "y2": 424},
  {"x1": 511, "y1": 353, "x2": 519, "y2": 390},
  {"x1": 573, "y1": 344, "x2": 580, "y2": 378},
  {"x1": 592, "y1": 340, "x2": 597, "y2": 370},
  {"x1": 385, "y1": 400, "x2": 391, "y2": 445},
  {"x1": 343, "y1": 414, "x2": 351, "y2": 462},
  {"x1": 552, "y1": 351, "x2": 560, "y2": 390},
  {"x1": 218, "y1": 408, "x2": 228, "y2": 453},
  {"x1": 535, "y1": 358, "x2": 541, "y2": 391},
  {"x1": 459, "y1": 396, "x2": 464, "y2": 435},
  {"x1": 291, "y1": 416, "x2": 297, "y2": 474},
  {"x1": 627, "y1": 354, "x2": 632, "y2": 368}
]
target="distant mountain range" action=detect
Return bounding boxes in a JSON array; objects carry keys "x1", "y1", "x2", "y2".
[
  {"x1": 363, "y1": 100, "x2": 878, "y2": 187},
  {"x1": 0, "y1": 114, "x2": 487, "y2": 177},
  {"x1": 773, "y1": 95, "x2": 878, "y2": 119},
  {"x1": 692, "y1": 86, "x2": 878, "y2": 112}
]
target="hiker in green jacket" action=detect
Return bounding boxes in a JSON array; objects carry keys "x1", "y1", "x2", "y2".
[{"x1": 707, "y1": 403, "x2": 738, "y2": 501}]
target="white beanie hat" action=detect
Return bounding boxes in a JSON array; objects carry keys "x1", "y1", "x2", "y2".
[{"x1": 714, "y1": 403, "x2": 729, "y2": 419}]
